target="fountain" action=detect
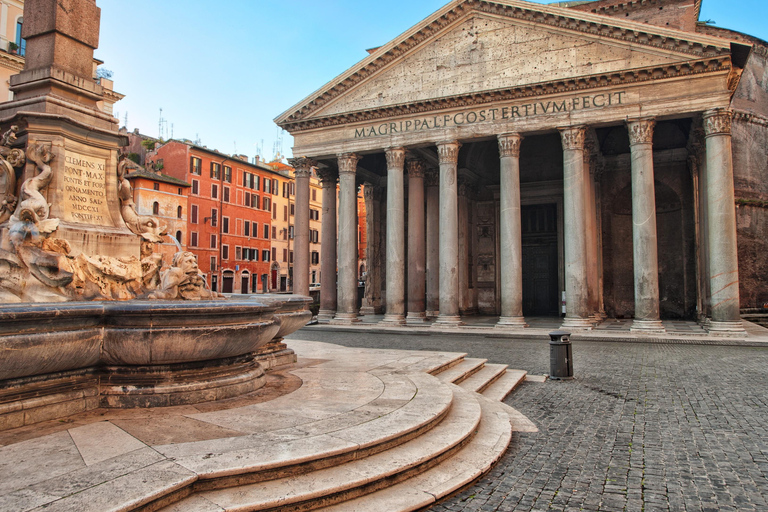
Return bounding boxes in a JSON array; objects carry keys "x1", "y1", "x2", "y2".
[{"x1": 0, "y1": 0, "x2": 310, "y2": 430}]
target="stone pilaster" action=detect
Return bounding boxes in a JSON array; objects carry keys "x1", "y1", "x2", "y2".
[
  {"x1": 331, "y1": 153, "x2": 361, "y2": 324},
  {"x1": 626, "y1": 119, "x2": 665, "y2": 333},
  {"x1": 289, "y1": 157, "x2": 316, "y2": 297},
  {"x1": 425, "y1": 168, "x2": 440, "y2": 317},
  {"x1": 559, "y1": 126, "x2": 594, "y2": 330},
  {"x1": 379, "y1": 147, "x2": 407, "y2": 325},
  {"x1": 434, "y1": 141, "x2": 463, "y2": 326},
  {"x1": 406, "y1": 159, "x2": 427, "y2": 323},
  {"x1": 702, "y1": 109, "x2": 745, "y2": 334},
  {"x1": 496, "y1": 133, "x2": 527, "y2": 328},
  {"x1": 317, "y1": 167, "x2": 338, "y2": 322}
]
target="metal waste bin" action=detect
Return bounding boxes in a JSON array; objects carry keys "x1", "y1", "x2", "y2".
[{"x1": 549, "y1": 330, "x2": 573, "y2": 380}]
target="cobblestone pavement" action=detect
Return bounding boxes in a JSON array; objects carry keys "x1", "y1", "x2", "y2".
[{"x1": 288, "y1": 328, "x2": 768, "y2": 512}]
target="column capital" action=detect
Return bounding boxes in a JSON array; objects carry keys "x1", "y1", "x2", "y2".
[
  {"x1": 436, "y1": 140, "x2": 461, "y2": 163},
  {"x1": 316, "y1": 167, "x2": 338, "y2": 185},
  {"x1": 385, "y1": 147, "x2": 406, "y2": 170},
  {"x1": 497, "y1": 133, "x2": 523, "y2": 158},
  {"x1": 337, "y1": 153, "x2": 360, "y2": 175},
  {"x1": 288, "y1": 157, "x2": 317, "y2": 178},
  {"x1": 703, "y1": 108, "x2": 733, "y2": 137},
  {"x1": 559, "y1": 126, "x2": 587, "y2": 150},
  {"x1": 425, "y1": 168, "x2": 439, "y2": 187},
  {"x1": 406, "y1": 158, "x2": 426, "y2": 179},
  {"x1": 627, "y1": 118, "x2": 656, "y2": 146}
]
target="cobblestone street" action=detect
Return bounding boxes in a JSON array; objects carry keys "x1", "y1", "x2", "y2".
[{"x1": 288, "y1": 328, "x2": 768, "y2": 512}]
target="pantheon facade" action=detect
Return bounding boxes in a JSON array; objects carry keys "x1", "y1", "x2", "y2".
[{"x1": 277, "y1": 0, "x2": 768, "y2": 334}]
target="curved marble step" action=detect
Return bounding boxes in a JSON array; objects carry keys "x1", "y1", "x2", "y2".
[
  {"x1": 457, "y1": 363, "x2": 508, "y2": 394},
  {"x1": 481, "y1": 369, "x2": 527, "y2": 402},
  {"x1": 315, "y1": 395, "x2": 515, "y2": 512},
  {"x1": 435, "y1": 358, "x2": 487, "y2": 385},
  {"x1": 159, "y1": 385, "x2": 484, "y2": 512}
]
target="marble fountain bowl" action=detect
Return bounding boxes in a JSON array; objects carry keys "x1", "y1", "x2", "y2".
[{"x1": 0, "y1": 295, "x2": 312, "y2": 430}]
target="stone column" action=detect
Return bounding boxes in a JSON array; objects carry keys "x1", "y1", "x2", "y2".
[
  {"x1": 406, "y1": 159, "x2": 427, "y2": 323},
  {"x1": 317, "y1": 168, "x2": 338, "y2": 322},
  {"x1": 702, "y1": 109, "x2": 744, "y2": 333},
  {"x1": 434, "y1": 141, "x2": 463, "y2": 326},
  {"x1": 425, "y1": 168, "x2": 440, "y2": 317},
  {"x1": 583, "y1": 137, "x2": 601, "y2": 322},
  {"x1": 379, "y1": 147, "x2": 406, "y2": 325},
  {"x1": 626, "y1": 119, "x2": 665, "y2": 333},
  {"x1": 457, "y1": 176, "x2": 471, "y2": 314},
  {"x1": 559, "y1": 126, "x2": 593, "y2": 329},
  {"x1": 331, "y1": 153, "x2": 361, "y2": 324},
  {"x1": 496, "y1": 133, "x2": 527, "y2": 328},
  {"x1": 359, "y1": 182, "x2": 383, "y2": 315},
  {"x1": 289, "y1": 157, "x2": 315, "y2": 297}
]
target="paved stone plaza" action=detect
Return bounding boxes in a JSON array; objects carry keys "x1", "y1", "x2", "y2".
[{"x1": 288, "y1": 328, "x2": 768, "y2": 512}]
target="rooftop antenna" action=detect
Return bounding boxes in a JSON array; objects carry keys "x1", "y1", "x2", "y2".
[
  {"x1": 124, "y1": 112, "x2": 128, "y2": 130},
  {"x1": 195, "y1": 133, "x2": 201, "y2": 145},
  {"x1": 170, "y1": 123, "x2": 174, "y2": 140},
  {"x1": 234, "y1": 141, "x2": 237, "y2": 154},
  {"x1": 158, "y1": 108, "x2": 165, "y2": 140}
]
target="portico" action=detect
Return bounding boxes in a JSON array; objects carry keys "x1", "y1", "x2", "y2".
[{"x1": 277, "y1": 0, "x2": 753, "y2": 334}]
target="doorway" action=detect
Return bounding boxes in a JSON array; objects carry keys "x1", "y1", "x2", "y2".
[{"x1": 521, "y1": 203, "x2": 559, "y2": 316}]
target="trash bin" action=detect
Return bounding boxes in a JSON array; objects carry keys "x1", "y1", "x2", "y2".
[{"x1": 549, "y1": 330, "x2": 573, "y2": 380}]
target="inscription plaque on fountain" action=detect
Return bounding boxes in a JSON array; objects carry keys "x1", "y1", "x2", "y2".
[{"x1": 62, "y1": 150, "x2": 109, "y2": 226}]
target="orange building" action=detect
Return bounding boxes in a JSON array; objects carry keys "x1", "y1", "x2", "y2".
[
  {"x1": 125, "y1": 166, "x2": 190, "y2": 261},
  {"x1": 149, "y1": 141, "x2": 280, "y2": 294}
]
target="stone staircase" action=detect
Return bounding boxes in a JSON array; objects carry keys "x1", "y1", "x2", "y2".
[{"x1": 153, "y1": 353, "x2": 534, "y2": 512}]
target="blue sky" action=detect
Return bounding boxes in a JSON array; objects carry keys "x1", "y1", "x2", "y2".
[{"x1": 97, "y1": 0, "x2": 766, "y2": 161}]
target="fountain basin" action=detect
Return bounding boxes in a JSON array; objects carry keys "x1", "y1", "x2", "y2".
[{"x1": 0, "y1": 296, "x2": 311, "y2": 430}]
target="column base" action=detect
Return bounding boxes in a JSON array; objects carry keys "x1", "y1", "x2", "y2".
[
  {"x1": 329, "y1": 313, "x2": 360, "y2": 325},
  {"x1": 379, "y1": 314, "x2": 406, "y2": 326},
  {"x1": 317, "y1": 310, "x2": 336, "y2": 323},
  {"x1": 406, "y1": 312, "x2": 429, "y2": 325},
  {"x1": 433, "y1": 315, "x2": 465, "y2": 327},
  {"x1": 560, "y1": 317, "x2": 594, "y2": 330},
  {"x1": 426, "y1": 310, "x2": 439, "y2": 318},
  {"x1": 495, "y1": 316, "x2": 528, "y2": 329},
  {"x1": 706, "y1": 320, "x2": 746, "y2": 336},
  {"x1": 359, "y1": 307, "x2": 375, "y2": 316},
  {"x1": 630, "y1": 319, "x2": 666, "y2": 334}
]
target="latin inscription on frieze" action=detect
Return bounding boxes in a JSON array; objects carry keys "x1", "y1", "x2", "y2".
[
  {"x1": 354, "y1": 91, "x2": 627, "y2": 138},
  {"x1": 61, "y1": 151, "x2": 110, "y2": 226}
]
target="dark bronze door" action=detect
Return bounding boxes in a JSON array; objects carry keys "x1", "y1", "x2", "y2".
[{"x1": 521, "y1": 204, "x2": 559, "y2": 316}]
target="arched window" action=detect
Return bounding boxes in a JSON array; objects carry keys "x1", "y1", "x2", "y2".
[
  {"x1": 152, "y1": 201, "x2": 159, "y2": 215},
  {"x1": 177, "y1": 205, "x2": 182, "y2": 218},
  {"x1": 175, "y1": 231, "x2": 182, "y2": 243}
]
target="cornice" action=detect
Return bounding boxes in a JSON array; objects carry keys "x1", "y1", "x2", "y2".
[
  {"x1": 282, "y1": 56, "x2": 731, "y2": 133},
  {"x1": 276, "y1": 0, "x2": 733, "y2": 128},
  {"x1": 733, "y1": 111, "x2": 768, "y2": 127},
  {"x1": 0, "y1": 51, "x2": 23, "y2": 72}
]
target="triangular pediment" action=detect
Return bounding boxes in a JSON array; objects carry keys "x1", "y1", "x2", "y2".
[{"x1": 276, "y1": 0, "x2": 734, "y2": 129}]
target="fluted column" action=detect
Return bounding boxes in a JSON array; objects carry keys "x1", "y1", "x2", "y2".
[
  {"x1": 626, "y1": 119, "x2": 665, "y2": 333},
  {"x1": 560, "y1": 126, "x2": 593, "y2": 329},
  {"x1": 317, "y1": 168, "x2": 338, "y2": 322},
  {"x1": 378, "y1": 147, "x2": 407, "y2": 325},
  {"x1": 425, "y1": 168, "x2": 440, "y2": 317},
  {"x1": 702, "y1": 109, "x2": 744, "y2": 333},
  {"x1": 331, "y1": 153, "x2": 361, "y2": 324},
  {"x1": 289, "y1": 157, "x2": 315, "y2": 297},
  {"x1": 406, "y1": 159, "x2": 427, "y2": 323},
  {"x1": 434, "y1": 141, "x2": 463, "y2": 326},
  {"x1": 496, "y1": 133, "x2": 527, "y2": 328}
]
